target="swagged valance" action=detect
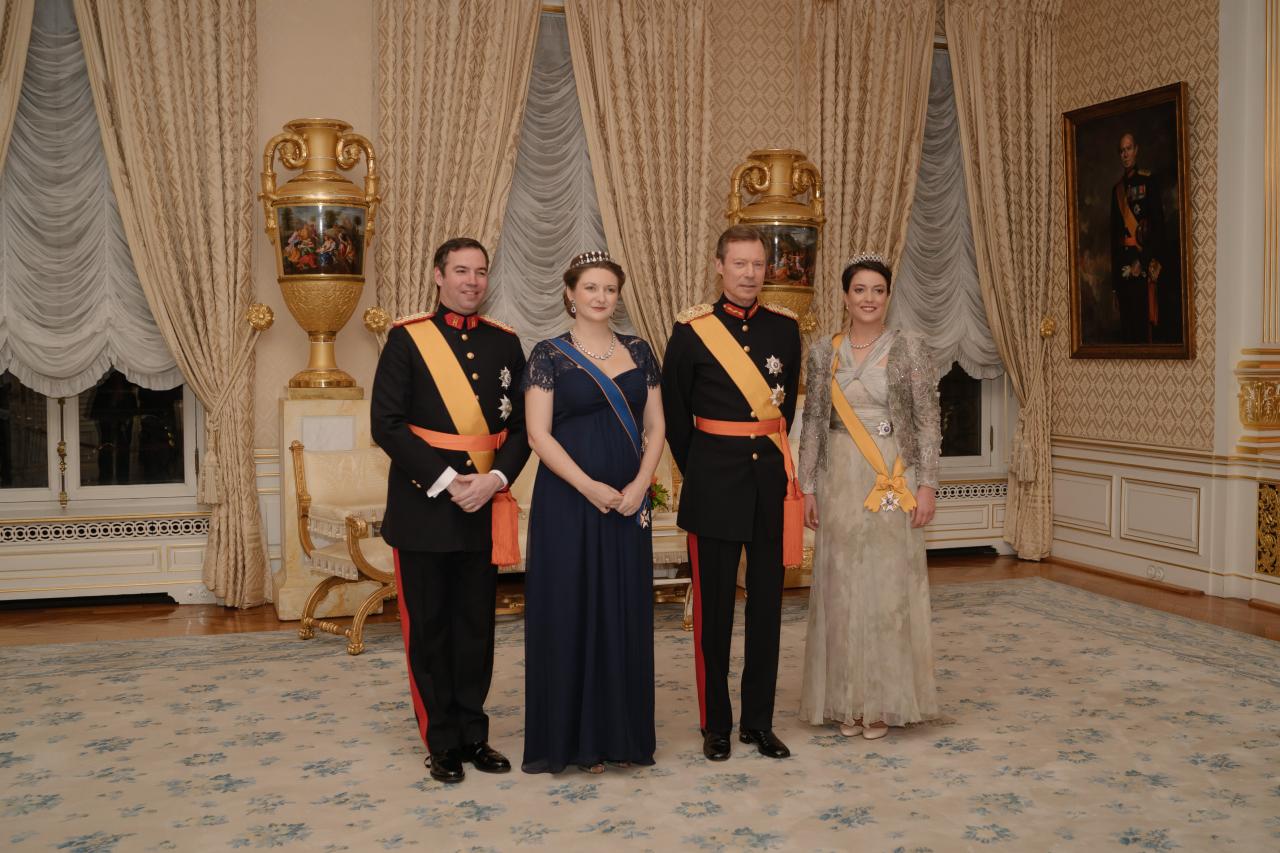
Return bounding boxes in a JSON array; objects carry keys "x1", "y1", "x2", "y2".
[
  {"x1": 892, "y1": 48, "x2": 1003, "y2": 380},
  {"x1": 0, "y1": 0, "x2": 181, "y2": 398}
]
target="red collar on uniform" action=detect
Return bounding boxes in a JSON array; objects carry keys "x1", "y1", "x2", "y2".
[
  {"x1": 720, "y1": 300, "x2": 758, "y2": 320},
  {"x1": 442, "y1": 311, "x2": 479, "y2": 330}
]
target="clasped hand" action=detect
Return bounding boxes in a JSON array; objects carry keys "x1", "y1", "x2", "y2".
[
  {"x1": 584, "y1": 478, "x2": 649, "y2": 516},
  {"x1": 447, "y1": 472, "x2": 504, "y2": 513}
]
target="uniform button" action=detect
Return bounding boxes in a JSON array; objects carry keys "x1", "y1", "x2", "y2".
[
  {"x1": 749, "y1": 410, "x2": 756, "y2": 417},
  {"x1": 465, "y1": 459, "x2": 474, "y2": 467},
  {"x1": 752, "y1": 452, "x2": 760, "y2": 461},
  {"x1": 743, "y1": 345, "x2": 750, "y2": 353},
  {"x1": 461, "y1": 333, "x2": 469, "y2": 341},
  {"x1": 466, "y1": 352, "x2": 475, "y2": 360},
  {"x1": 742, "y1": 324, "x2": 749, "y2": 332},
  {"x1": 471, "y1": 372, "x2": 479, "y2": 380}
]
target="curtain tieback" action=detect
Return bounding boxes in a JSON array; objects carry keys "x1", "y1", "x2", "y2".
[{"x1": 197, "y1": 327, "x2": 265, "y2": 506}]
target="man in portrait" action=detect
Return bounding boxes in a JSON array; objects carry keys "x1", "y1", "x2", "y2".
[{"x1": 1108, "y1": 131, "x2": 1166, "y2": 344}]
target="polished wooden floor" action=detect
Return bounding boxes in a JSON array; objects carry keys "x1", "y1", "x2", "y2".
[{"x1": 1, "y1": 554, "x2": 1278, "y2": 647}]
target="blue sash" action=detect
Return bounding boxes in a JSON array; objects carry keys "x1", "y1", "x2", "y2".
[{"x1": 548, "y1": 336, "x2": 650, "y2": 526}]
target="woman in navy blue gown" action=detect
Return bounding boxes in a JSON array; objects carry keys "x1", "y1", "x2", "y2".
[{"x1": 521, "y1": 252, "x2": 664, "y2": 774}]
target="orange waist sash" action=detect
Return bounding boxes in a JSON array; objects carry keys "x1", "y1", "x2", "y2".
[
  {"x1": 694, "y1": 416, "x2": 802, "y2": 567},
  {"x1": 409, "y1": 424, "x2": 518, "y2": 567},
  {"x1": 409, "y1": 425, "x2": 507, "y2": 452}
]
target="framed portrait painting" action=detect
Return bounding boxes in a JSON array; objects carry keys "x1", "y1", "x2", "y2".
[{"x1": 1063, "y1": 82, "x2": 1193, "y2": 359}]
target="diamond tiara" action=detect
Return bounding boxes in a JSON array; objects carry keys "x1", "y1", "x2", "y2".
[
  {"x1": 569, "y1": 250, "x2": 615, "y2": 270},
  {"x1": 844, "y1": 251, "x2": 887, "y2": 270}
]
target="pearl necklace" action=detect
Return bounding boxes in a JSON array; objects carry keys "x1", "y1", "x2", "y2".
[
  {"x1": 570, "y1": 329, "x2": 617, "y2": 361},
  {"x1": 848, "y1": 327, "x2": 887, "y2": 350}
]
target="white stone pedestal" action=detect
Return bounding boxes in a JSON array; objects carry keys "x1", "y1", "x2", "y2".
[{"x1": 274, "y1": 396, "x2": 385, "y2": 620}]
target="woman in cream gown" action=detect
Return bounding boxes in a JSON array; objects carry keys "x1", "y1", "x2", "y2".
[{"x1": 798, "y1": 254, "x2": 941, "y2": 741}]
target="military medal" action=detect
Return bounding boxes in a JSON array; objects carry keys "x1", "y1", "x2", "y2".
[
  {"x1": 499, "y1": 366, "x2": 512, "y2": 389},
  {"x1": 765, "y1": 355, "x2": 782, "y2": 376},
  {"x1": 498, "y1": 395, "x2": 512, "y2": 421},
  {"x1": 769, "y1": 384, "x2": 785, "y2": 407}
]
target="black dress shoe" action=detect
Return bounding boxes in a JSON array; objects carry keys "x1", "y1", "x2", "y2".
[
  {"x1": 702, "y1": 731, "x2": 731, "y2": 761},
  {"x1": 460, "y1": 741, "x2": 512, "y2": 774},
  {"x1": 427, "y1": 749, "x2": 465, "y2": 783},
  {"x1": 739, "y1": 728, "x2": 791, "y2": 759}
]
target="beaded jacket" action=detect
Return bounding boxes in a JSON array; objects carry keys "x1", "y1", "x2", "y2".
[{"x1": 798, "y1": 330, "x2": 942, "y2": 493}]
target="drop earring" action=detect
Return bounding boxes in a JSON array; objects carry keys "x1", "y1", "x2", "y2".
[{"x1": 570, "y1": 300, "x2": 577, "y2": 315}]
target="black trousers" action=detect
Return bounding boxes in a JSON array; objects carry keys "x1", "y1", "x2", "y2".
[
  {"x1": 393, "y1": 548, "x2": 497, "y2": 756},
  {"x1": 689, "y1": 532, "x2": 784, "y2": 735}
]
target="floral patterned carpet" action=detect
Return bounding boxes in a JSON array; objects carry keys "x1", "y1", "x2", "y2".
[{"x1": 2, "y1": 578, "x2": 1279, "y2": 852}]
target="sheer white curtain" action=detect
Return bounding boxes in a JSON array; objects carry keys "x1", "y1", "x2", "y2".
[
  {"x1": 0, "y1": 0, "x2": 180, "y2": 397},
  {"x1": 486, "y1": 11, "x2": 632, "y2": 351},
  {"x1": 892, "y1": 48, "x2": 1002, "y2": 379}
]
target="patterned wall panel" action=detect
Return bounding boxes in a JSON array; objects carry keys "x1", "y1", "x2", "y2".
[
  {"x1": 1051, "y1": 0, "x2": 1219, "y2": 450},
  {"x1": 702, "y1": 0, "x2": 811, "y2": 302}
]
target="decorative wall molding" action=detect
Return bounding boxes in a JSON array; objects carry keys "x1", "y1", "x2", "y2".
[
  {"x1": 936, "y1": 481, "x2": 1008, "y2": 501},
  {"x1": 0, "y1": 515, "x2": 210, "y2": 545},
  {"x1": 1259, "y1": 482, "x2": 1279, "y2": 576},
  {"x1": 1052, "y1": 469, "x2": 1113, "y2": 535},
  {"x1": 1118, "y1": 477, "x2": 1201, "y2": 553}
]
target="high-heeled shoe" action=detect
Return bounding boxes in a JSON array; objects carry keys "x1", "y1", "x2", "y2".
[
  {"x1": 839, "y1": 720, "x2": 863, "y2": 737},
  {"x1": 862, "y1": 722, "x2": 889, "y2": 740}
]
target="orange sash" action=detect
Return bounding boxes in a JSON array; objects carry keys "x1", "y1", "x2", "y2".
[
  {"x1": 688, "y1": 315, "x2": 802, "y2": 568},
  {"x1": 404, "y1": 322, "x2": 519, "y2": 567}
]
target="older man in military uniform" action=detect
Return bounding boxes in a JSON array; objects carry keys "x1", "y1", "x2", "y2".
[
  {"x1": 662, "y1": 224, "x2": 802, "y2": 762},
  {"x1": 1110, "y1": 131, "x2": 1167, "y2": 344},
  {"x1": 371, "y1": 237, "x2": 530, "y2": 784}
]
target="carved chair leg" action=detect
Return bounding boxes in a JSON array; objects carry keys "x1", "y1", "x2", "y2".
[
  {"x1": 346, "y1": 583, "x2": 396, "y2": 655},
  {"x1": 299, "y1": 575, "x2": 346, "y2": 640}
]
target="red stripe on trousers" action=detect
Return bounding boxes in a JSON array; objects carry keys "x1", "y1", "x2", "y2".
[
  {"x1": 688, "y1": 532, "x2": 707, "y2": 730},
  {"x1": 392, "y1": 548, "x2": 430, "y2": 747}
]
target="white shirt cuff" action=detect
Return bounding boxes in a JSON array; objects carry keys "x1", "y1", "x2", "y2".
[
  {"x1": 426, "y1": 467, "x2": 457, "y2": 498},
  {"x1": 491, "y1": 469, "x2": 508, "y2": 488}
]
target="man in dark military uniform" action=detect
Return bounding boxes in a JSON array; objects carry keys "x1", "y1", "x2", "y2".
[
  {"x1": 1110, "y1": 131, "x2": 1169, "y2": 344},
  {"x1": 371, "y1": 237, "x2": 530, "y2": 784},
  {"x1": 662, "y1": 224, "x2": 801, "y2": 762}
]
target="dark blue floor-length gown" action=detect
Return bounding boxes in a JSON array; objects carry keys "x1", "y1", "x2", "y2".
[{"x1": 521, "y1": 333, "x2": 658, "y2": 773}]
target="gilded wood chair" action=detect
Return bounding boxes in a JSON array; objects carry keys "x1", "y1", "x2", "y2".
[{"x1": 290, "y1": 441, "x2": 394, "y2": 654}]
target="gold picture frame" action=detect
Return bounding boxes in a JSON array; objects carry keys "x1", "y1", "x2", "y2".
[{"x1": 1064, "y1": 82, "x2": 1194, "y2": 359}]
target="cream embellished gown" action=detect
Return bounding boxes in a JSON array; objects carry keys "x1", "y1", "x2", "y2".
[{"x1": 798, "y1": 331, "x2": 939, "y2": 728}]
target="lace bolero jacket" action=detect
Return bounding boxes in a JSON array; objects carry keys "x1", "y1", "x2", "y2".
[{"x1": 798, "y1": 330, "x2": 942, "y2": 493}]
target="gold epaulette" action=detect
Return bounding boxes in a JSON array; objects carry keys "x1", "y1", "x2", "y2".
[
  {"x1": 479, "y1": 314, "x2": 516, "y2": 334},
  {"x1": 676, "y1": 303, "x2": 714, "y2": 323},
  {"x1": 391, "y1": 311, "x2": 433, "y2": 328},
  {"x1": 760, "y1": 302, "x2": 798, "y2": 321}
]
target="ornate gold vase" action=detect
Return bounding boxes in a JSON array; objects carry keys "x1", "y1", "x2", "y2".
[
  {"x1": 726, "y1": 148, "x2": 824, "y2": 331},
  {"x1": 261, "y1": 119, "x2": 379, "y2": 393}
]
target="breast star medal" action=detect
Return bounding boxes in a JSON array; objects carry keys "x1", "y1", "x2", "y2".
[
  {"x1": 499, "y1": 366, "x2": 512, "y2": 389},
  {"x1": 769, "y1": 384, "x2": 786, "y2": 407},
  {"x1": 879, "y1": 492, "x2": 901, "y2": 512},
  {"x1": 498, "y1": 395, "x2": 512, "y2": 421},
  {"x1": 765, "y1": 355, "x2": 782, "y2": 376}
]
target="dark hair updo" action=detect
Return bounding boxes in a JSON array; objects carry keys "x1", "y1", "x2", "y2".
[{"x1": 841, "y1": 255, "x2": 893, "y2": 294}]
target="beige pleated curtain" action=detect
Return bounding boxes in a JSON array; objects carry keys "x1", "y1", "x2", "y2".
[
  {"x1": 0, "y1": 0, "x2": 34, "y2": 170},
  {"x1": 803, "y1": 0, "x2": 935, "y2": 337},
  {"x1": 74, "y1": 0, "x2": 268, "y2": 606},
  {"x1": 374, "y1": 0, "x2": 540, "y2": 319},
  {"x1": 565, "y1": 0, "x2": 713, "y2": 356},
  {"x1": 946, "y1": 0, "x2": 1060, "y2": 559}
]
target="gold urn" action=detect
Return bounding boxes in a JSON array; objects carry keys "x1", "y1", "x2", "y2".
[
  {"x1": 260, "y1": 118, "x2": 379, "y2": 393},
  {"x1": 726, "y1": 148, "x2": 824, "y2": 331}
]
